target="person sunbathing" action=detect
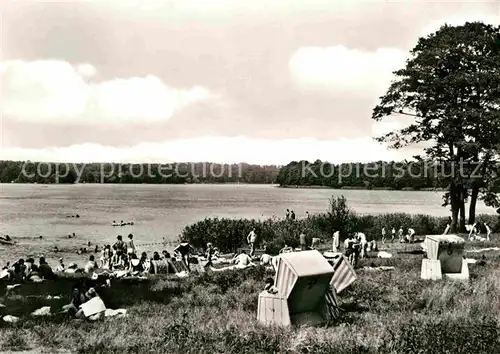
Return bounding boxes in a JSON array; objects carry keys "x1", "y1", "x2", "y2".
[
  {"x1": 111, "y1": 251, "x2": 125, "y2": 270},
  {"x1": 150, "y1": 252, "x2": 169, "y2": 274},
  {"x1": 84, "y1": 255, "x2": 98, "y2": 274},
  {"x1": 129, "y1": 254, "x2": 144, "y2": 274},
  {"x1": 211, "y1": 250, "x2": 255, "y2": 272},
  {"x1": 39, "y1": 257, "x2": 57, "y2": 280},
  {"x1": 260, "y1": 253, "x2": 273, "y2": 266},
  {"x1": 100, "y1": 246, "x2": 112, "y2": 269},
  {"x1": 23, "y1": 258, "x2": 42, "y2": 281},
  {"x1": 62, "y1": 284, "x2": 87, "y2": 316},
  {"x1": 139, "y1": 252, "x2": 150, "y2": 273},
  {"x1": 10, "y1": 259, "x2": 25, "y2": 282},
  {"x1": 75, "y1": 288, "x2": 106, "y2": 320},
  {"x1": 279, "y1": 244, "x2": 293, "y2": 254},
  {"x1": 233, "y1": 250, "x2": 255, "y2": 269}
]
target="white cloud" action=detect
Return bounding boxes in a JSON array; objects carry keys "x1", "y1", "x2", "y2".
[
  {"x1": 289, "y1": 46, "x2": 407, "y2": 97},
  {"x1": 0, "y1": 136, "x2": 414, "y2": 165},
  {"x1": 420, "y1": 12, "x2": 500, "y2": 37},
  {"x1": 1, "y1": 60, "x2": 213, "y2": 124},
  {"x1": 76, "y1": 63, "x2": 97, "y2": 78}
]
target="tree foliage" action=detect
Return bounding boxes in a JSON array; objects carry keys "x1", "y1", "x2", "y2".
[
  {"x1": 372, "y1": 22, "x2": 500, "y2": 231},
  {"x1": 0, "y1": 160, "x2": 280, "y2": 184}
]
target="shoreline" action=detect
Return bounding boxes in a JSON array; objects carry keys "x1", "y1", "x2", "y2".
[
  {"x1": 1, "y1": 182, "x2": 446, "y2": 191},
  {"x1": 276, "y1": 185, "x2": 448, "y2": 191},
  {"x1": 1, "y1": 182, "x2": 276, "y2": 186}
]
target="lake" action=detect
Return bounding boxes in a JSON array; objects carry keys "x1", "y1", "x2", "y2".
[{"x1": 0, "y1": 183, "x2": 495, "y2": 265}]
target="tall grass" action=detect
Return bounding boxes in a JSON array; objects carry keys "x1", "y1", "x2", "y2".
[
  {"x1": 180, "y1": 196, "x2": 500, "y2": 253},
  {"x1": 1, "y1": 242, "x2": 499, "y2": 353}
]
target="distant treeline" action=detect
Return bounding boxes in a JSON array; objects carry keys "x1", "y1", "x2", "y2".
[
  {"x1": 0, "y1": 160, "x2": 280, "y2": 184},
  {"x1": 275, "y1": 160, "x2": 497, "y2": 191},
  {"x1": 3, "y1": 159, "x2": 498, "y2": 191}
]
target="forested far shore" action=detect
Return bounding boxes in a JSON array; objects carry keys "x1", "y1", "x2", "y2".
[
  {"x1": 2, "y1": 159, "x2": 499, "y2": 192},
  {"x1": 276, "y1": 160, "x2": 500, "y2": 192},
  {"x1": 0, "y1": 160, "x2": 280, "y2": 184}
]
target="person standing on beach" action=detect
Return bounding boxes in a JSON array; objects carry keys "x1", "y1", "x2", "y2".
[
  {"x1": 174, "y1": 242, "x2": 193, "y2": 271},
  {"x1": 205, "y1": 243, "x2": 215, "y2": 268},
  {"x1": 332, "y1": 231, "x2": 340, "y2": 252},
  {"x1": 299, "y1": 232, "x2": 307, "y2": 250},
  {"x1": 247, "y1": 228, "x2": 257, "y2": 257},
  {"x1": 285, "y1": 209, "x2": 290, "y2": 219},
  {"x1": 290, "y1": 210, "x2": 296, "y2": 220},
  {"x1": 485, "y1": 223, "x2": 492, "y2": 241},
  {"x1": 381, "y1": 227, "x2": 386, "y2": 243},
  {"x1": 113, "y1": 235, "x2": 126, "y2": 254},
  {"x1": 355, "y1": 232, "x2": 367, "y2": 258},
  {"x1": 398, "y1": 227, "x2": 404, "y2": 242},
  {"x1": 127, "y1": 234, "x2": 136, "y2": 259},
  {"x1": 407, "y1": 228, "x2": 416, "y2": 243}
]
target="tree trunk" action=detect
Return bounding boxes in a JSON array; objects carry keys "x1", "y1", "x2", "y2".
[
  {"x1": 457, "y1": 183, "x2": 467, "y2": 233},
  {"x1": 468, "y1": 185, "x2": 479, "y2": 225},
  {"x1": 449, "y1": 182, "x2": 459, "y2": 233},
  {"x1": 459, "y1": 196, "x2": 466, "y2": 233}
]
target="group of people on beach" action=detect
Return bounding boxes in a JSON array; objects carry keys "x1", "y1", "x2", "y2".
[
  {"x1": 380, "y1": 227, "x2": 417, "y2": 243},
  {"x1": 1, "y1": 256, "x2": 57, "y2": 282},
  {"x1": 465, "y1": 221, "x2": 492, "y2": 241},
  {"x1": 0, "y1": 233, "x2": 182, "y2": 281}
]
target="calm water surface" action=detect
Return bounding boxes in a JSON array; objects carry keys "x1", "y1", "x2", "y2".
[{"x1": 0, "y1": 183, "x2": 495, "y2": 264}]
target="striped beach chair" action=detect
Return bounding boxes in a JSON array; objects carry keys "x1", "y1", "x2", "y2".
[
  {"x1": 169, "y1": 258, "x2": 189, "y2": 273},
  {"x1": 324, "y1": 254, "x2": 357, "y2": 322},
  {"x1": 330, "y1": 254, "x2": 357, "y2": 294},
  {"x1": 324, "y1": 286, "x2": 342, "y2": 323}
]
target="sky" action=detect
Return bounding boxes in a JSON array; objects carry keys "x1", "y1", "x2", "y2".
[{"x1": 1, "y1": 0, "x2": 499, "y2": 165}]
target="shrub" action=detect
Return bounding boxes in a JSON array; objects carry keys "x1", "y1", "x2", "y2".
[{"x1": 179, "y1": 196, "x2": 498, "y2": 253}]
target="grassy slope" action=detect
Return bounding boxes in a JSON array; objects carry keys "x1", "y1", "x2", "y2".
[{"x1": 1, "y1": 238, "x2": 500, "y2": 354}]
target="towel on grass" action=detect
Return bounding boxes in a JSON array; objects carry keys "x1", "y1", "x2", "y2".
[
  {"x1": 32, "y1": 306, "x2": 51, "y2": 316},
  {"x1": 377, "y1": 251, "x2": 393, "y2": 258},
  {"x1": 104, "y1": 309, "x2": 127, "y2": 317},
  {"x1": 80, "y1": 296, "x2": 106, "y2": 318},
  {"x1": 468, "y1": 247, "x2": 500, "y2": 253},
  {"x1": 363, "y1": 266, "x2": 395, "y2": 271},
  {"x1": 2, "y1": 315, "x2": 19, "y2": 323}
]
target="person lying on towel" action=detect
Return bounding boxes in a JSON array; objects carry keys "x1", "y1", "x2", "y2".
[
  {"x1": 62, "y1": 284, "x2": 88, "y2": 316},
  {"x1": 210, "y1": 250, "x2": 255, "y2": 271},
  {"x1": 279, "y1": 244, "x2": 293, "y2": 254},
  {"x1": 75, "y1": 288, "x2": 106, "y2": 320},
  {"x1": 260, "y1": 253, "x2": 273, "y2": 266},
  {"x1": 233, "y1": 250, "x2": 255, "y2": 269}
]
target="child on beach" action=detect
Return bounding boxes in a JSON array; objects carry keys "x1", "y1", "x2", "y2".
[
  {"x1": 205, "y1": 243, "x2": 215, "y2": 268},
  {"x1": 247, "y1": 228, "x2": 257, "y2": 257},
  {"x1": 127, "y1": 234, "x2": 136, "y2": 259}
]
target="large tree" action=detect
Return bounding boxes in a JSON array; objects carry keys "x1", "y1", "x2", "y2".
[{"x1": 372, "y1": 22, "x2": 500, "y2": 232}]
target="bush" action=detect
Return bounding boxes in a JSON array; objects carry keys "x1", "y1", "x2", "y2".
[{"x1": 179, "y1": 196, "x2": 497, "y2": 253}]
